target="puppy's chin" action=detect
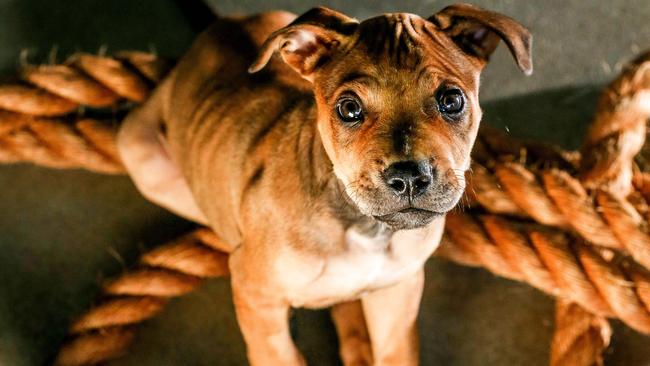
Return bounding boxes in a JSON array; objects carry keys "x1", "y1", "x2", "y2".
[
  {"x1": 373, "y1": 208, "x2": 443, "y2": 230},
  {"x1": 340, "y1": 177, "x2": 464, "y2": 230},
  {"x1": 349, "y1": 190, "x2": 464, "y2": 230}
]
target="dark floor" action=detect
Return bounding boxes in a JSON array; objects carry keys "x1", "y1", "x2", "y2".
[{"x1": 1, "y1": 1, "x2": 649, "y2": 365}]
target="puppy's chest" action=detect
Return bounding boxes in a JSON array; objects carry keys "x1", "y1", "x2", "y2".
[{"x1": 279, "y1": 220, "x2": 444, "y2": 308}]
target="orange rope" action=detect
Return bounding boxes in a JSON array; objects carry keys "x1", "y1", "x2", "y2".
[
  {"x1": 55, "y1": 229, "x2": 229, "y2": 365},
  {"x1": 550, "y1": 299, "x2": 611, "y2": 366},
  {"x1": 0, "y1": 51, "x2": 171, "y2": 173}
]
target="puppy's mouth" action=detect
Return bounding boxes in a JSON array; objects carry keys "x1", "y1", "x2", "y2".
[{"x1": 373, "y1": 207, "x2": 443, "y2": 230}]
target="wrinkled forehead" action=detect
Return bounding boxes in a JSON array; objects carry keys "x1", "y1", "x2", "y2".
[{"x1": 319, "y1": 13, "x2": 480, "y2": 98}]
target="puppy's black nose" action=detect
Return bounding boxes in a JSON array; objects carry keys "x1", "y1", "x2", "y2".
[{"x1": 383, "y1": 160, "x2": 434, "y2": 198}]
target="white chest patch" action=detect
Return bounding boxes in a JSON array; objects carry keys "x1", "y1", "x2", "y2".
[{"x1": 280, "y1": 218, "x2": 445, "y2": 308}]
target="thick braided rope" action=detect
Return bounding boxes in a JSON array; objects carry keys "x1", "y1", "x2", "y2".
[
  {"x1": 54, "y1": 228, "x2": 230, "y2": 365},
  {"x1": 548, "y1": 52, "x2": 650, "y2": 366},
  {"x1": 581, "y1": 50, "x2": 650, "y2": 194},
  {"x1": 0, "y1": 113, "x2": 124, "y2": 174},
  {"x1": 471, "y1": 53, "x2": 650, "y2": 365},
  {"x1": 468, "y1": 52, "x2": 650, "y2": 270},
  {"x1": 470, "y1": 138, "x2": 650, "y2": 268},
  {"x1": 470, "y1": 53, "x2": 650, "y2": 365},
  {"x1": 549, "y1": 52, "x2": 650, "y2": 366},
  {"x1": 0, "y1": 51, "x2": 171, "y2": 173},
  {"x1": 437, "y1": 213, "x2": 650, "y2": 333}
]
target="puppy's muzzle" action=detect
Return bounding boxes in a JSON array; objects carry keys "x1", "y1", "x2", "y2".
[{"x1": 383, "y1": 160, "x2": 434, "y2": 199}]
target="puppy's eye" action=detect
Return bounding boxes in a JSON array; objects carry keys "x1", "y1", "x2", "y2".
[
  {"x1": 336, "y1": 97, "x2": 364, "y2": 124},
  {"x1": 437, "y1": 88, "x2": 465, "y2": 117}
]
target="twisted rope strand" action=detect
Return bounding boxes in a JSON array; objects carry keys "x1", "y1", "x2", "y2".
[
  {"x1": 550, "y1": 299, "x2": 611, "y2": 366},
  {"x1": 470, "y1": 133, "x2": 650, "y2": 269},
  {"x1": 468, "y1": 52, "x2": 650, "y2": 364},
  {"x1": 0, "y1": 51, "x2": 171, "y2": 173},
  {"x1": 54, "y1": 229, "x2": 229, "y2": 366},
  {"x1": 468, "y1": 52, "x2": 650, "y2": 269},
  {"x1": 0, "y1": 112, "x2": 124, "y2": 173},
  {"x1": 458, "y1": 51, "x2": 650, "y2": 366},
  {"x1": 581, "y1": 50, "x2": 650, "y2": 194},
  {"x1": 439, "y1": 213, "x2": 650, "y2": 334}
]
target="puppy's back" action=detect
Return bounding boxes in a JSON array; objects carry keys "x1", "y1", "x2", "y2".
[{"x1": 163, "y1": 13, "x2": 320, "y2": 244}]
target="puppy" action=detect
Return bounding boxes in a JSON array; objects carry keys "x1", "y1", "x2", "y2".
[{"x1": 117, "y1": 4, "x2": 532, "y2": 365}]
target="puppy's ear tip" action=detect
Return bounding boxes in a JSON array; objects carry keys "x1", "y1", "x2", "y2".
[
  {"x1": 248, "y1": 49, "x2": 274, "y2": 73},
  {"x1": 521, "y1": 62, "x2": 533, "y2": 76},
  {"x1": 517, "y1": 35, "x2": 533, "y2": 75}
]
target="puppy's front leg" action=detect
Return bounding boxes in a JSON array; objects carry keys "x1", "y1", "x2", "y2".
[
  {"x1": 229, "y1": 250, "x2": 306, "y2": 366},
  {"x1": 362, "y1": 269, "x2": 424, "y2": 366}
]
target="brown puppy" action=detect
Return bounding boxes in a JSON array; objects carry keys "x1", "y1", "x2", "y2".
[{"x1": 117, "y1": 4, "x2": 532, "y2": 365}]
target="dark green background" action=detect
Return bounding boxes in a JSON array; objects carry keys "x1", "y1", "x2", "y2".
[{"x1": 1, "y1": 1, "x2": 649, "y2": 365}]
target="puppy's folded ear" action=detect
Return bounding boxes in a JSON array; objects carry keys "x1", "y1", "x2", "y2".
[
  {"x1": 248, "y1": 6, "x2": 358, "y2": 80},
  {"x1": 429, "y1": 4, "x2": 533, "y2": 75}
]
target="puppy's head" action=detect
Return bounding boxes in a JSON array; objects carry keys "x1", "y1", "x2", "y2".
[{"x1": 250, "y1": 4, "x2": 532, "y2": 230}]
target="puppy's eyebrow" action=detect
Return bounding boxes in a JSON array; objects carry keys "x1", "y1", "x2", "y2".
[
  {"x1": 340, "y1": 72, "x2": 375, "y2": 85},
  {"x1": 416, "y1": 66, "x2": 436, "y2": 85}
]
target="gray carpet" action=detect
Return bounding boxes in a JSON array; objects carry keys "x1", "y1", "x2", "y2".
[{"x1": 1, "y1": 1, "x2": 649, "y2": 365}]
